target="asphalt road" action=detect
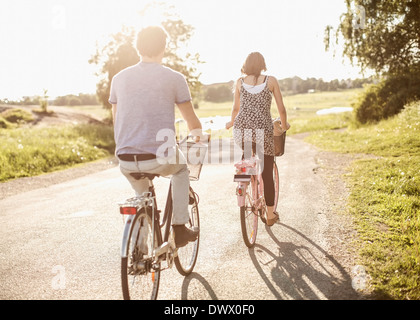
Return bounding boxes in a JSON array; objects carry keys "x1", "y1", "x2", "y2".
[{"x1": 0, "y1": 137, "x2": 361, "y2": 300}]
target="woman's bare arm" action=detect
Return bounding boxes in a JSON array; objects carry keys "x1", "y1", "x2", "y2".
[
  {"x1": 269, "y1": 76, "x2": 288, "y2": 132},
  {"x1": 226, "y1": 79, "x2": 241, "y2": 129}
]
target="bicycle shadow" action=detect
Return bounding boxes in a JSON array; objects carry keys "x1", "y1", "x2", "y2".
[
  {"x1": 181, "y1": 272, "x2": 218, "y2": 300},
  {"x1": 248, "y1": 223, "x2": 361, "y2": 300}
]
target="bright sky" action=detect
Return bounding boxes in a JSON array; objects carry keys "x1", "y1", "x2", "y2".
[{"x1": 0, "y1": 0, "x2": 367, "y2": 100}]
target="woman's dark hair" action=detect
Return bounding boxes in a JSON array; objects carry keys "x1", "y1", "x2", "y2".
[
  {"x1": 241, "y1": 52, "x2": 267, "y2": 85},
  {"x1": 136, "y1": 26, "x2": 168, "y2": 57}
]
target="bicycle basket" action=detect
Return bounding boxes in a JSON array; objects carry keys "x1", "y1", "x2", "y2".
[
  {"x1": 273, "y1": 117, "x2": 287, "y2": 157},
  {"x1": 274, "y1": 132, "x2": 286, "y2": 157},
  {"x1": 180, "y1": 141, "x2": 208, "y2": 181}
]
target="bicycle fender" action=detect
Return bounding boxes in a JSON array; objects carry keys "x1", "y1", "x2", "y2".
[
  {"x1": 121, "y1": 215, "x2": 135, "y2": 258},
  {"x1": 236, "y1": 182, "x2": 248, "y2": 207}
]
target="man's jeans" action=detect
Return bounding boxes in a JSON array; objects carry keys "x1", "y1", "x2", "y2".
[{"x1": 119, "y1": 147, "x2": 190, "y2": 225}]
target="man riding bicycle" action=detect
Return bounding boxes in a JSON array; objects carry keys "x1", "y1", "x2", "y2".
[{"x1": 109, "y1": 26, "x2": 205, "y2": 248}]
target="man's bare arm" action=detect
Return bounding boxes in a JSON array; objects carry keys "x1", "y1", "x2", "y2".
[
  {"x1": 177, "y1": 100, "x2": 202, "y2": 132},
  {"x1": 112, "y1": 104, "x2": 117, "y2": 124}
]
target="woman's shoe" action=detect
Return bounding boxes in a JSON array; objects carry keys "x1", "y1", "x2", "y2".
[
  {"x1": 267, "y1": 212, "x2": 279, "y2": 227},
  {"x1": 260, "y1": 209, "x2": 267, "y2": 225}
]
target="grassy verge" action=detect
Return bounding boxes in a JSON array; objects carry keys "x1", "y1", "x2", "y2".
[
  {"x1": 0, "y1": 124, "x2": 115, "y2": 182},
  {"x1": 306, "y1": 102, "x2": 420, "y2": 299}
]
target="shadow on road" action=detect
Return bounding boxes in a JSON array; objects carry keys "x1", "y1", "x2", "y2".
[
  {"x1": 181, "y1": 272, "x2": 218, "y2": 300},
  {"x1": 248, "y1": 223, "x2": 362, "y2": 300}
]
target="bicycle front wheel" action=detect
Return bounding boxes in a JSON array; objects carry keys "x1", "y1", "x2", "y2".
[
  {"x1": 240, "y1": 176, "x2": 258, "y2": 248},
  {"x1": 121, "y1": 209, "x2": 161, "y2": 300},
  {"x1": 174, "y1": 187, "x2": 200, "y2": 276}
]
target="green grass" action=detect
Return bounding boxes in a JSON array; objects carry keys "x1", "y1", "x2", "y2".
[
  {"x1": 283, "y1": 88, "x2": 362, "y2": 113},
  {"x1": 306, "y1": 102, "x2": 420, "y2": 299},
  {"x1": 283, "y1": 89, "x2": 362, "y2": 135},
  {"x1": 0, "y1": 124, "x2": 115, "y2": 182},
  {"x1": 194, "y1": 101, "x2": 232, "y2": 118}
]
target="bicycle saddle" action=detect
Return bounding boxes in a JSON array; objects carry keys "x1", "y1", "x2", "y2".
[{"x1": 129, "y1": 173, "x2": 160, "y2": 180}]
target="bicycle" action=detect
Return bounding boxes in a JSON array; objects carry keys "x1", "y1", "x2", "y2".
[
  {"x1": 118, "y1": 137, "x2": 207, "y2": 300},
  {"x1": 234, "y1": 151, "x2": 279, "y2": 248}
]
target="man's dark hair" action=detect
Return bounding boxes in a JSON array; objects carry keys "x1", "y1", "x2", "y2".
[{"x1": 136, "y1": 26, "x2": 167, "y2": 57}]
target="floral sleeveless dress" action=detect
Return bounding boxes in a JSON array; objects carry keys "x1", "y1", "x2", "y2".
[{"x1": 233, "y1": 76, "x2": 275, "y2": 156}]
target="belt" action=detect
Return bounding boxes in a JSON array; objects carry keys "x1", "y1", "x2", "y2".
[{"x1": 118, "y1": 153, "x2": 156, "y2": 161}]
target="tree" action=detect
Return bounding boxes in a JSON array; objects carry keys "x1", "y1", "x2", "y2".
[
  {"x1": 53, "y1": 93, "x2": 98, "y2": 106},
  {"x1": 38, "y1": 89, "x2": 49, "y2": 113},
  {"x1": 325, "y1": 0, "x2": 420, "y2": 123},
  {"x1": 325, "y1": 0, "x2": 420, "y2": 75},
  {"x1": 89, "y1": 7, "x2": 202, "y2": 110},
  {"x1": 161, "y1": 19, "x2": 202, "y2": 104},
  {"x1": 204, "y1": 84, "x2": 233, "y2": 102},
  {"x1": 89, "y1": 26, "x2": 141, "y2": 109}
]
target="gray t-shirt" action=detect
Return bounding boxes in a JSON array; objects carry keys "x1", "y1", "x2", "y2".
[{"x1": 109, "y1": 62, "x2": 191, "y2": 157}]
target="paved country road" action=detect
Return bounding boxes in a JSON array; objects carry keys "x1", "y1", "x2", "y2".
[{"x1": 0, "y1": 136, "x2": 366, "y2": 300}]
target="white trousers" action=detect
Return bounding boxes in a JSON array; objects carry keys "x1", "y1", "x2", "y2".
[{"x1": 119, "y1": 147, "x2": 190, "y2": 225}]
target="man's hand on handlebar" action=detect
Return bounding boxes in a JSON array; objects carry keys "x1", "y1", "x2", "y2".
[{"x1": 190, "y1": 129, "x2": 211, "y2": 143}]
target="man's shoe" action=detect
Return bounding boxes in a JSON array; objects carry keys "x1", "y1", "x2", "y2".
[{"x1": 173, "y1": 225, "x2": 199, "y2": 248}]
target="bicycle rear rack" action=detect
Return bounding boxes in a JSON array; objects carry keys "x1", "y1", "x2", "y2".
[{"x1": 120, "y1": 192, "x2": 155, "y2": 259}]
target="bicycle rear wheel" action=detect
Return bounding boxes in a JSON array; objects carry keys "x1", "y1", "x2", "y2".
[
  {"x1": 273, "y1": 161, "x2": 280, "y2": 212},
  {"x1": 240, "y1": 176, "x2": 258, "y2": 248},
  {"x1": 174, "y1": 187, "x2": 200, "y2": 276},
  {"x1": 121, "y1": 209, "x2": 161, "y2": 300}
]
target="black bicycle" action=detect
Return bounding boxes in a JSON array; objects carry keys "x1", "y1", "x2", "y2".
[{"x1": 118, "y1": 138, "x2": 207, "y2": 300}]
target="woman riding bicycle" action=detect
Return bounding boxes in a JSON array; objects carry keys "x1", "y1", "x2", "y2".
[{"x1": 226, "y1": 52, "x2": 289, "y2": 226}]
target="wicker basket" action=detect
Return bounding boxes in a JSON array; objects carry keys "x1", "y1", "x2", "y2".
[{"x1": 180, "y1": 141, "x2": 208, "y2": 181}]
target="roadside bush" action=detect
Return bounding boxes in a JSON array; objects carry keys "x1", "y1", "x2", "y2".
[
  {"x1": 0, "y1": 116, "x2": 13, "y2": 129},
  {"x1": 1, "y1": 108, "x2": 34, "y2": 124},
  {"x1": 354, "y1": 70, "x2": 420, "y2": 124}
]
